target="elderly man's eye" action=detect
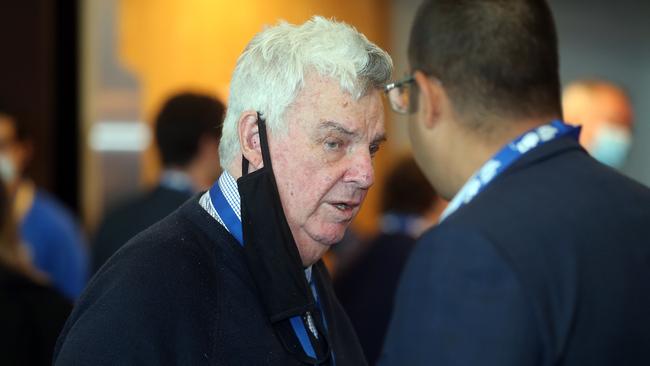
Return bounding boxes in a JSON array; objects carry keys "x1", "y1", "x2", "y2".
[
  {"x1": 369, "y1": 143, "x2": 381, "y2": 157},
  {"x1": 325, "y1": 139, "x2": 343, "y2": 151}
]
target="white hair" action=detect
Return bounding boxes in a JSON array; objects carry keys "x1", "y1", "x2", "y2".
[{"x1": 219, "y1": 16, "x2": 393, "y2": 168}]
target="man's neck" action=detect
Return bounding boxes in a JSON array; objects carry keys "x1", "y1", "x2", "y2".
[
  {"x1": 227, "y1": 156, "x2": 261, "y2": 180},
  {"x1": 226, "y1": 166, "x2": 241, "y2": 180},
  {"x1": 206, "y1": 170, "x2": 314, "y2": 273},
  {"x1": 449, "y1": 116, "x2": 556, "y2": 197}
]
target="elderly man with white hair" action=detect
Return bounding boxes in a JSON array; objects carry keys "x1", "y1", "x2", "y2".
[{"x1": 54, "y1": 17, "x2": 392, "y2": 365}]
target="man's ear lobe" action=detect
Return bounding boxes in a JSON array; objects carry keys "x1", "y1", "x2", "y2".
[
  {"x1": 237, "y1": 111, "x2": 263, "y2": 169},
  {"x1": 414, "y1": 71, "x2": 442, "y2": 129}
]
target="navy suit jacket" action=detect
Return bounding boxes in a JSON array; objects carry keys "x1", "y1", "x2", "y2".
[{"x1": 380, "y1": 136, "x2": 650, "y2": 366}]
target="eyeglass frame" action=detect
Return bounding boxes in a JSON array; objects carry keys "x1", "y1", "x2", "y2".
[{"x1": 384, "y1": 74, "x2": 418, "y2": 115}]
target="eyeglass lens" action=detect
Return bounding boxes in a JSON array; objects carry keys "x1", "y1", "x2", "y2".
[{"x1": 388, "y1": 84, "x2": 411, "y2": 114}]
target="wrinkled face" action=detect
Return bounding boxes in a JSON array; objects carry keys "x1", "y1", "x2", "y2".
[{"x1": 269, "y1": 74, "x2": 385, "y2": 266}]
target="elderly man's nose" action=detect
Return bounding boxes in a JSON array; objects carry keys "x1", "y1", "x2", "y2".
[{"x1": 345, "y1": 151, "x2": 374, "y2": 189}]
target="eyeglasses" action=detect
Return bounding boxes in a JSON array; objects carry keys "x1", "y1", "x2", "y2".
[{"x1": 384, "y1": 75, "x2": 417, "y2": 115}]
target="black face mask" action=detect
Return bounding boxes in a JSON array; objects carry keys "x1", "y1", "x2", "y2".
[{"x1": 237, "y1": 113, "x2": 331, "y2": 364}]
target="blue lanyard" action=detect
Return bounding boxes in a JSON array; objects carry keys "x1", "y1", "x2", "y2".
[
  {"x1": 209, "y1": 181, "x2": 323, "y2": 360},
  {"x1": 440, "y1": 120, "x2": 580, "y2": 222},
  {"x1": 209, "y1": 183, "x2": 243, "y2": 243}
]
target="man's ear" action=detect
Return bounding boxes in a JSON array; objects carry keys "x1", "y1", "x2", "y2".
[
  {"x1": 414, "y1": 70, "x2": 443, "y2": 129},
  {"x1": 237, "y1": 111, "x2": 263, "y2": 169}
]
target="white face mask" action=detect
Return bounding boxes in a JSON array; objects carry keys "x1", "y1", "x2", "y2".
[
  {"x1": 0, "y1": 154, "x2": 16, "y2": 183},
  {"x1": 589, "y1": 122, "x2": 632, "y2": 169}
]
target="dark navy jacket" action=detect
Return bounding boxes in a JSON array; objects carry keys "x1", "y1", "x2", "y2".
[
  {"x1": 54, "y1": 197, "x2": 366, "y2": 365},
  {"x1": 380, "y1": 137, "x2": 650, "y2": 366}
]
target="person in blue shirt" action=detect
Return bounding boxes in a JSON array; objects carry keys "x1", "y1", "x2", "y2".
[
  {"x1": 0, "y1": 174, "x2": 72, "y2": 366},
  {"x1": 0, "y1": 111, "x2": 88, "y2": 300}
]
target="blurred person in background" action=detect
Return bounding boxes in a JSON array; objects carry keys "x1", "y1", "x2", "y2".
[
  {"x1": 0, "y1": 110, "x2": 87, "y2": 301},
  {"x1": 0, "y1": 176, "x2": 72, "y2": 365},
  {"x1": 54, "y1": 17, "x2": 391, "y2": 365},
  {"x1": 335, "y1": 156, "x2": 442, "y2": 365},
  {"x1": 92, "y1": 92, "x2": 224, "y2": 273},
  {"x1": 380, "y1": 0, "x2": 650, "y2": 365},
  {"x1": 563, "y1": 79, "x2": 634, "y2": 169}
]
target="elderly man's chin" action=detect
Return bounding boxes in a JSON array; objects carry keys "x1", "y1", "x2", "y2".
[{"x1": 296, "y1": 222, "x2": 350, "y2": 266}]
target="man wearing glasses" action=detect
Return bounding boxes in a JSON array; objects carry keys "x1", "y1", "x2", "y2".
[
  {"x1": 55, "y1": 17, "x2": 391, "y2": 365},
  {"x1": 380, "y1": 0, "x2": 650, "y2": 365}
]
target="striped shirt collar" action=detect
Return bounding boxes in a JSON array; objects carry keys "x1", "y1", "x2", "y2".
[{"x1": 200, "y1": 170, "x2": 240, "y2": 222}]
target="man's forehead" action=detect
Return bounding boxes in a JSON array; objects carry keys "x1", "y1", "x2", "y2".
[
  {"x1": 316, "y1": 118, "x2": 385, "y2": 140},
  {"x1": 285, "y1": 72, "x2": 384, "y2": 135}
]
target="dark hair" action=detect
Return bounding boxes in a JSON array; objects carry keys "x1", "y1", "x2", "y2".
[
  {"x1": 155, "y1": 92, "x2": 225, "y2": 167},
  {"x1": 409, "y1": 0, "x2": 562, "y2": 129},
  {"x1": 382, "y1": 157, "x2": 437, "y2": 215}
]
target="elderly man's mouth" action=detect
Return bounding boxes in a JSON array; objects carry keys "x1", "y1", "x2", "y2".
[
  {"x1": 332, "y1": 201, "x2": 360, "y2": 210},
  {"x1": 328, "y1": 201, "x2": 361, "y2": 219}
]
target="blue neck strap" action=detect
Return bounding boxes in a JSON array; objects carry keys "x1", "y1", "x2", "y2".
[
  {"x1": 440, "y1": 120, "x2": 580, "y2": 222},
  {"x1": 208, "y1": 180, "x2": 324, "y2": 360},
  {"x1": 209, "y1": 183, "x2": 243, "y2": 244}
]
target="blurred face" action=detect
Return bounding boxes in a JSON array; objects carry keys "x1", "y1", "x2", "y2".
[
  {"x1": 269, "y1": 74, "x2": 385, "y2": 266},
  {"x1": 562, "y1": 84, "x2": 633, "y2": 150},
  {"x1": 0, "y1": 116, "x2": 27, "y2": 187}
]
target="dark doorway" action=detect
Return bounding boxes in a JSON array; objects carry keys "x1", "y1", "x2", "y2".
[{"x1": 0, "y1": 1, "x2": 80, "y2": 214}]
